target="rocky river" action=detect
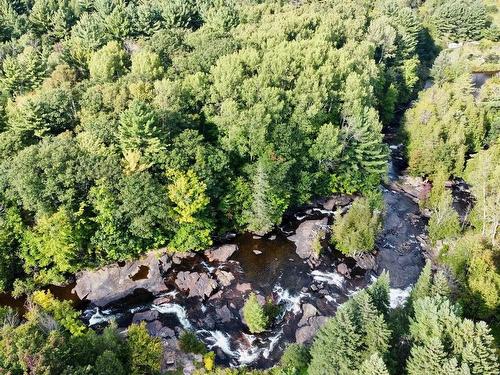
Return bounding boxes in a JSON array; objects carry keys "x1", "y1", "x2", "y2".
[
  {"x1": 0, "y1": 133, "x2": 433, "y2": 372},
  {"x1": 59, "y1": 135, "x2": 430, "y2": 371}
]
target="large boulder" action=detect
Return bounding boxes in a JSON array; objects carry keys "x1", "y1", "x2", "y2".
[
  {"x1": 295, "y1": 316, "x2": 327, "y2": 344},
  {"x1": 215, "y1": 269, "x2": 235, "y2": 287},
  {"x1": 175, "y1": 271, "x2": 218, "y2": 298},
  {"x1": 323, "y1": 195, "x2": 353, "y2": 210},
  {"x1": 132, "y1": 310, "x2": 159, "y2": 324},
  {"x1": 161, "y1": 338, "x2": 201, "y2": 374},
  {"x1": 73, "y1": 251, "x2": 169, "y2": 307},
  {"x1": 288, "y1": 218, "x2": 328, "y2": 259},
  {"x1": 215, "y1": 305, "x2": 233, "y2": 323},
  {"x1": 298, "y1": 303, "x2": 318, "y2": 327},
  {"x1": 354, "y1": 253, "x2": 376, "y2": 270},
  {"x1": 337, "y1": 263, "x2": 351, "y2": 278},
  {"x1": 204, "y1": 244, "x2": 238, "y2": 262}
]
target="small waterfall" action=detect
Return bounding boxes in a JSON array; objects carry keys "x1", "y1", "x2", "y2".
[
  {"x1": 311, "y1": 208, "x2": 335, "y2": 215},
  {"x1": 263, "y1": 330, "x2": 282, "y2": 359},
  {"x1": 311, "y1": 270, "x2": 345, "y2": 288},
  {"x1": 86, "y1": 308, "x2": 115, "y2": 326},
  {"x1": 152, "y1": 303, "x2": 192, "y2": 329},
  {"x1": 389, "y1": 286, "x2": 412, "y2": 308},
  {"x1": 273, "y1": 285, "x2": 307, "y2": 315},
  {"x1": 236, "y1": 345, "x2": 262, "y2": 365},
  {"x1": 199, "y1": 330, "x2": 235, "y2": 357}
]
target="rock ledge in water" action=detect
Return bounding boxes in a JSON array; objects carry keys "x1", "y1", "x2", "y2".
[
  {"x1": 288, "y1": 218, "x2": 328, "y2": 259},
  {"x1": 73, "y1": 251, "x2": 168, "y2": 307},
  {"x1": 175, "y1": 271, "x2": 218, "y2": 298},
  {"x1": 204, "y1": 244, "x2": 238, "y2": 262}
]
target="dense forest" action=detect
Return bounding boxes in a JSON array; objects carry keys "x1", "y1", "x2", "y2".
[{"x1": 0, "y1": 0, "x2": 498, "y2": 374}]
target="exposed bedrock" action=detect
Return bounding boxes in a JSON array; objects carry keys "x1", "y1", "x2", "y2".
[{"x1": 73, "y1": 251, "x2": 170, "y2": 307}]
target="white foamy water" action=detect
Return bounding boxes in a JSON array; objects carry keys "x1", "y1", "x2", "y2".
[
  {"x1": 152, "y1": 303, "x2": 191, "y2": 329},
  {"x1": 273, "y1": 285, "x2": 307, "y2": 315},
  {"x1": 389, "y1": 286, "x2": 412, "y2": 308},
  {"x1": 87, "y1": 308, "x2": 115, "y2": 326},
  {"x1": 263, "y1": 330, "x2": 282, "y2": 359},
  {"x1": 201, "y1": 261, "x2": 216, "y2": 273},
  {"x1": 200, "y1": 330, "x2": 235, "y2": 357},
  {"x1": 236, "y1": 345, "x2": 262, "y2": 365},
  {"x1": 311, "y1": 270, "x2": 345, "y2": 288},
  {"x1": 324, "y1": 295, "x2": 337, "y2": 303},
  {"x1": 294, "y1": 213, "x2": 308, "y2": 221},
  {"x1": 312, "y1": 208, "x2": 335, "y2": 215}
]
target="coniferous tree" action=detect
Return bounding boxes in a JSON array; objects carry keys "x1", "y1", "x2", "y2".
[
  {"x1": 367, "y1": 271, "x2": 390, "y2": 315},
  {"x1": 432, "y1": 0, "x2": 488, "y2": 42},
  {"x1": 409, "y1": 261, "x2": 432, "y2": 305},
  {"x1": 118, "y1": 100, "x2": 164, "y2": 171},
  {"x1": 357, "y1": 353, "x2": 390, "y2": 375},
  {"x1": 309, "y1": 287, "x2": 390, "y2": 375},
  {"x1": 407, "y1": 338, "x2": 448, "y2": 375},
  {"x1": 243, "y1": 292, "x2": 268, "y2": 334}
]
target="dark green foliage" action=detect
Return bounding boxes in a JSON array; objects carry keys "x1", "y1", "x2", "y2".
[
  {"x1": 407, "y1": 296, "x2": 499, "y2": 375},
  {"x1": 0, "y1": 0, "x2": 430, "y2": 291},
  {"x1": 405, "y1": 75, "x2": 485, "y2": 178},
  {"x1": 0, "y1": 207, "x2": 25, "y2": 291},
  {"x1": 331, "y1": 196, "x2": 383, "y2": 256},
  {"x1": 278, "y1": 343, "x2": 310, "y2": 375},
  {"x1": 308, "y1": 280, "x2": 391, "y2": 375},
  {"x1": 432, "y1": 0, "x2": 489, "y2": 42},
  {"x1": 179, "y1": 331, "x2": 207, "y2": 355},
  {"x1": 0, "y1": 301, "x2": 161, "y2": 374}
]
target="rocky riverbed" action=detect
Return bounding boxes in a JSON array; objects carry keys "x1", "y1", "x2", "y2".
[{"x1": 71, "y1": 154, "x2": 430, "y2": 371}]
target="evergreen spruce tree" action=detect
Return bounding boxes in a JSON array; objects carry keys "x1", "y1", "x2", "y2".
[
  {"x1": 118, "y1": 100, "x2": 164, "y2": 170},
  {"x1": 406, "y1": 338, "x2": 447, "y2": 375},
  {"x1": 341, "y1": 107, "x2": 388, "y2": 180},
  {"x1": 309, "y1": 305, "x2": 361, "y2": 375},
  {"x1": 309, "y1": 289, "x2": 390, "y2": 375},
  {"x1": 409, "y1": 261, "x2": 432, "y2": 306},
  {"x1": 353, "y1": 292, "x2": 391, "y2": 359},
  {"x1": 243, "y1": 292, "x2": 268, "y2": 334},
  {"x1": 461, "y1": 322, "x2": 499, "y2": 375},
  {"x1": 431, "y1": 270, "x2": 450, "y2": 298},
  {"x1": 357, "y1": 353, "x2": 390, "y2": 375},
  {"x1": 367, "y1": 271, "x2": 390, "y2": 315}
]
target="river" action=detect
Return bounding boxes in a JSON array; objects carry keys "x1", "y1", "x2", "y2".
[{"x1": 4, "y1": 71, "x2": 492, "y2": 370}]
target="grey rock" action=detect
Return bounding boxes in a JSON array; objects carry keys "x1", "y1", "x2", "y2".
[
  {"x1": 159, "y1": 326, "x2": 176, "y2": 338},
  {"x1": 146, "y1": 320, "x2": 163, "y2": 336},
  {"x1": 215, "y1": 305, "x2": 233, "y2": 323},
  {"x1": 295, "y1": 316, "x2": 327, "y2": 344},
  {"x1": 215, "y1": 270, "x2": 235, "y2": 287},
  {"x1": 202, "y1": 315, "x2": 216, "y2": 330},
  {"x1": 354, "y1": 253, "x2": 376, "y2": 270},
  {"x1": 288, "y1": 218, "x2": 328, "y2": 259},
  {"x1": 175, "y1": 271, "x2": 218, "y2": 298},
  {"x1": 236, "y1": 283, "x2": 252, "y2": 293},
  {"x1": 337, "y1": 262, "x2": 351, "y2": 278},
  {"x1": 205, "y1": 244, "x2": 238, "y2": 262},
  {"x1": 298, "y1": 303, "x2": 318, "y2": 327},
  {"x1": 132, "y1": 310, "x2": 159, "y2": 324},
  {"x1": 172, "y1": 252, "x2": 195, "y2": 265},
  {"x1": 323, "y1": 195, "x2": 352, "y2": 210},
  {"x1": 73, "y1": 251, "x2": 168, "y2": 307}
]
